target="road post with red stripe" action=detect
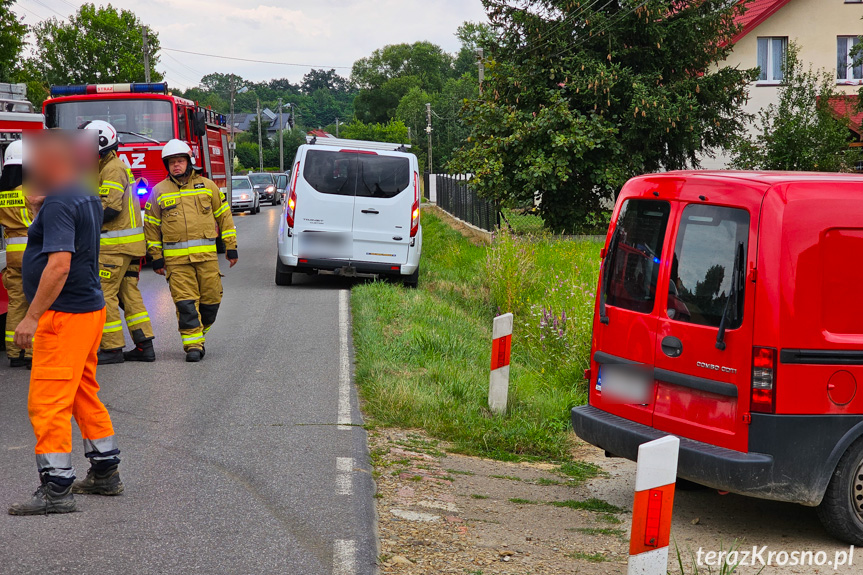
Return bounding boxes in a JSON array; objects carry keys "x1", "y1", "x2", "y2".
[
  {"x1": 489, "y1": 313, "x2": 513, "y2": 415},
  {"x1": 628, "y1": 435, "x2": 680, "y2": 575}
]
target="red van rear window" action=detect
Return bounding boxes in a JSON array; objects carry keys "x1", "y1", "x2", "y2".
[{"x1": 604, "y1": 199, "x2": 670, "y2": 314}]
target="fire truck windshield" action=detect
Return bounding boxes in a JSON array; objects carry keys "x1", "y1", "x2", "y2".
[{"x1": 45, "y1": 99, "x2": 174, "y2": 144}]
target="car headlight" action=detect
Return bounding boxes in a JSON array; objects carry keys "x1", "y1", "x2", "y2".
[
  {"x1": 266, "y1": 186, "x2": 275, "y2": 193},
  {"x1": 236, "y1": 193, "x2": 249, "y2": 200}
]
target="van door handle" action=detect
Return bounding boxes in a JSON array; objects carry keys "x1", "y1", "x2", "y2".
[
  {"x1": 361, "y1": 208, "x2": 379, "y2": 214},
  {"x1": 661, "y1": 336, "x2": 683, "y2": 358}
]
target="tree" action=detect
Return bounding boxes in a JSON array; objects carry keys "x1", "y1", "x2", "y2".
[
  {"x1": 452, "y1": 0, "x2": 755, "y2": 232},
  {"x1": 30, "y1": 3, "x2": 162, "y2": 85},
  {"x1": 199, "y1": 73, "x2": 243, "y2": 101},
  {"x1": 340, "y1": 119, "x2": 410, "y2": 144},
  {"x1": 732, "y1": 46, "x2": 861, "y2": 172},
  {"x1": 301, "y1": 69, "x2": 351, "y2": 94},
  {"x1": 352, "y1": 42, "x2": 455, "y2": 123},
  {"x1": 0, "y1": 0, "x2": 26, "y2": 83}
]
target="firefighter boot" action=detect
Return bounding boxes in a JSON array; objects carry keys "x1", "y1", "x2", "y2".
[
  {"x1": 185, "y1": 347, "x2": 204, "y2": 363},
  {"x1": 97, "y1": 348, "x2": 125, "y2": 365},
  {"x1": 9, "y1": 351, "x2": 31, "y2": 369},
  {"x1": 8, "y1": 475, "x2": 76, "y2": 515},
  {"x1": 123, "y1": 339, "x2": 155, "y2": 362},
  {"x1": 71, "y1": 462, "x2": 124, "y2": 496}
]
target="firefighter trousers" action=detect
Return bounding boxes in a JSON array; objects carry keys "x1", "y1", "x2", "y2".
[
  {"x1": 2, "y1": 265, "x2": 31, "y2": 359},
  {"x1": 99, "y1": 254, "x2": 154, "y2": 350},
  {"x1": 165, "y1": 260, "x2": 223, "y2": 351},
  {"x1": 29, "y1": 308, "x2": 119, "y2": 481}
]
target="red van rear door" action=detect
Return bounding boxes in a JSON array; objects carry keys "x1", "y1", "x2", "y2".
[
  {"x1": 591, "y1": 198, "x2": 672, "y2": 427},
  {"x1": 652, "y1": 199, "x2": 757, "y2": 452}
]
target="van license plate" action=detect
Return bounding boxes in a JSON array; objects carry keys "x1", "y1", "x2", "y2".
[
  {"x1": 299, "y1": 232, "x2": 351, "y2": 259},
  {"x1": 600, "y1": 365, "x2": 652, "y2": 404}
]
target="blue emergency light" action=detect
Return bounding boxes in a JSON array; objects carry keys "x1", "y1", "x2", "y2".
[{"x1": 50, "y1": 83, "x2": 168, "y2": 97}]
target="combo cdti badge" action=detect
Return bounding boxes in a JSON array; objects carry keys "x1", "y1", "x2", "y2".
[
  {"x1": 276, "y1": 137, "x2": 421, "y2": 287},
  {"x1": 571, "y1": 170, "x2": 863, "y2": 544}
]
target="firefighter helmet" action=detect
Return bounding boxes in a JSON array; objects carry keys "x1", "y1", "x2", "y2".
[
  {"x1": 161, "y1": 139, "x2": 194, "y2": 175},
  {"x1": 80, "y1": 120, "x2": 119, "y2": 156},
  {"x1": 3, "y1": 139, "x2": 23, "y2": 166}
]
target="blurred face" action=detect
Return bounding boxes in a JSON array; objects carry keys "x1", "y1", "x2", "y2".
[
  {"x1": 26, "y1": 131, "x2": 95, "y2": 195},
  {"x1": 168, "y1": 156, "x2": 189, "y2": 177}
]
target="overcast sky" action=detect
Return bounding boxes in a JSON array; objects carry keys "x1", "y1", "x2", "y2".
[{"x1": 13, "y1": 0, "x2": 489, "y2": 90}]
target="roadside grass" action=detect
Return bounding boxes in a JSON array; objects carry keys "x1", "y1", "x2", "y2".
[
  {"x1": 352, "y1": 210, "x2": 603, "y2": 465},
  {"x1": 548, "y1": 498, "x2": 622, "y2": 513}
]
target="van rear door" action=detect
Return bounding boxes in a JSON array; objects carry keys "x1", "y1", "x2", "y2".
[
  {"x1": 293, "y1": 148, "x2": 357, "y2": 260},
  {"x1": 351, "y1": 151, "x2": 415, "y2": 265},
  {"x1": 591, "y1": 198, "x2": 672, "y2": 427},
  {"x1": 651, "y1": 199, "x2": 756, "y2": 452}
]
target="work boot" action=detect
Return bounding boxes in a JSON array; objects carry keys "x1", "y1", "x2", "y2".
[
  {"x1": 124, "y1": 340, "x2": 155, "y2": 362},
  {"x1": 185, "y1": 348, "x2": 203, "y2": 362},
  {"x1": 71, "y1": 464, "x2": 124, "y2": 496},
  {"x1": 97, "y1": 348, "x2": 125, "y2": 365},
  {"x1": 8, "y1": 478, "x2": 76, "y2": 516},
  {"x1": 9, "y1": 352, "x2": 31, "y2": 369}
]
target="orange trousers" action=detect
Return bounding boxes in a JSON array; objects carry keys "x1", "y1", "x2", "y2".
[{"x1": 28, "y1": 308, "x2": 117, "y2": 477}]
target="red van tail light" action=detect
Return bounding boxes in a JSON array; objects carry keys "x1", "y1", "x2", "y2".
[
  {"x1": 410, "y1": 171, "x2": 420, "y2": 237},
  {"x1": 286, "y1": 161, "x2": 299, "y2": 228},
  {"x1": 751, "y1": 347, "x2": 777, "y2": 413}
]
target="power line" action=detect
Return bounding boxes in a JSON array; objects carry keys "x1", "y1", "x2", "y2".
[
  {"x1": 23, "y1": 0, "x2": 69, "y2": 20},
  {"x1": 548, "y1": 0, "x2": 650, "y2": 61},
  {"x1": 161, "y1": 47, "x2": 351, "y2": 70}
]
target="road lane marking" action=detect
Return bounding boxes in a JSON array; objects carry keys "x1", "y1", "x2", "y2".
[
  {"x1": 333, "y1": 539, "x2": 357, "y2": 575},
  {"x1": 336, "y1": 457, "x2": 353, "y2": 495},
  {"x1": 338, "y1": 289, "x2": 352, "y2": 430}
]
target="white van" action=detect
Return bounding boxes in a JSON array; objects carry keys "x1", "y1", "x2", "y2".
[{"x1": 276, "y1": 137, "x2": 422, "y2": 287}]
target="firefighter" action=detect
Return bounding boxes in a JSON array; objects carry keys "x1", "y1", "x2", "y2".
[
  {"x1": 143, "y1": 139, "x2": 237, "y2": 362},
  {"x1": 81, "y1": 121, "x2": 156, "y2": 365},
  {"x1": 0, "y1": 140, "x2": 34, "y2": 368}
]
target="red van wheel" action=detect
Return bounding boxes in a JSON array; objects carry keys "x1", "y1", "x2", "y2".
[{"x1": 817, "y1": 440, "x2": 863, "y2": 545}]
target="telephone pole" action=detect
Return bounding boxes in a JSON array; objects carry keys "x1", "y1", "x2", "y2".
[
  {"x1": 425, "y1": 103, "x2": 433, "y2": 174},
  {"x1": 229, "y1": 77, "x2": 236, "y2": 176},
  {"x1": 142, "y1": 26, "x2": 151, "y2": 83},
  {"x1": 278, "y1": 98, "x2": 284, "y2": 172},
  {"x1": 335, "y1": 117, "x2": 340, "y2": 138},
  {"x1": 477, "y1": 48, "x2": 485, "y2": 95},
  {"x1": 256, "y1": 98, "x2": 263, "y2": 172}
]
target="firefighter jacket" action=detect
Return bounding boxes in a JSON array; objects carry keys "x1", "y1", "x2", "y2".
[
  {"x1": 0, "y1": 185, "x2": 33, "y2": 268},
  {"x1": 98, "y1": 151, "x2": 146, "y2": 257},
  {"x1": 143, "y1": 172, "x2": 237, "y2": 264}
]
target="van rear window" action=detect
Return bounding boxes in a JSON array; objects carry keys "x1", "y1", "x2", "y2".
[
  {"x1": 604, "y1": 200, "x2": 671, "y2": 314},
  {"x1": 303, "y1": 150, "x2": 410, "y2": 198},
  {"x1": 668, "y1": 205, "x2": 749, "y2": 328}
]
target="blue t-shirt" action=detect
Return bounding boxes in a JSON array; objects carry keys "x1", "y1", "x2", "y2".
[{"x1": 22, "y1": 191, "x2": 105, "y2": 314}]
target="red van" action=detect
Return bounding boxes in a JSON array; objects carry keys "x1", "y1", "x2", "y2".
[{"x1": 572, "y1": 171, "x2": 863, "y2": 544}]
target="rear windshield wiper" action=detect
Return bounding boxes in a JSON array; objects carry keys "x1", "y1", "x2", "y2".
[
  {"x1": 598, "y1": 227, "x2": 621, "y2": 325},
  {"x1": 118, "y1": 130, "x2": 160, "y2": 145},
  {"x1": 716, "y1": 241, "x2": 745, "y2": 351}
]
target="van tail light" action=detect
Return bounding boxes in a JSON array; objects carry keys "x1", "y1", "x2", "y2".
[
  {"x1": 751, "y1": 346, "x2": 777, "y2": 413},
  {"x1": 286, "y1": 161, "x2": 299, "y2": 228},
  {"x1": 410, "y1": 171, "x2": 420, "y2": 237}
]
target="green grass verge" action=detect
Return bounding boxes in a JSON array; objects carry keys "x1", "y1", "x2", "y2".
[
  {"x1": 352, "y1": 210, "x2": 602, "y2": 464},
  {"x1": 548, "y1": 498, "x2": 622, "y2": 513}
]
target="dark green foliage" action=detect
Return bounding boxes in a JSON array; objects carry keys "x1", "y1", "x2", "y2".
[{"x1": 452, "y1": 0, "x2": 756, "y2": 232}]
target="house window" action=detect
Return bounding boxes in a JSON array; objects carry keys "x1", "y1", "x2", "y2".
[
  {"x1": 838, "y1": 36, "x2": 863, "y2": 81},
  {"x1": 757, "y1": 37, "x2": 787, "y2": 83}
]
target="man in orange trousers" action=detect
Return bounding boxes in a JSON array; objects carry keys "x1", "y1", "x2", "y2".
[{"x1": 8, "y1": 132, "x2": 123, "y2": 516}]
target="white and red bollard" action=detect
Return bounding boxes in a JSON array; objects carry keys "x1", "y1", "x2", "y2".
[
  {"x1": 628, "y1": 435, "x2": 680, "y2": 575},
  {"x1": 488, "y1": 313, "x2": 513, "y2": 415}
]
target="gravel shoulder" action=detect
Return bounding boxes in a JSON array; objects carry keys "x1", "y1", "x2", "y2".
[{"x1": 371, "y1": 428, "x2": 860, "y2": 575}]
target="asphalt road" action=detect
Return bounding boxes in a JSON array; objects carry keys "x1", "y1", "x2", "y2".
[{"x1": 0, "y1": 204, "x2": 377, "y2": 575}]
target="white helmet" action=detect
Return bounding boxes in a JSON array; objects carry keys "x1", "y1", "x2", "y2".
[
  {"x1": 3, "y1": 139, "x2": 22, "y2": 166},
  {"x1": 161, "y1": 139, "x2": 194, "y2": 171},
  {"x1": 81, "y1": 120, "x2": 119, "y2": 156}
]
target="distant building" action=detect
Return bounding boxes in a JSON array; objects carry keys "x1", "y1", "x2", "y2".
[
  {"x1": 704, "y1": 0, "x2": 863, "y2": 168},
  {"x1": 227, "y1": 108, "x2": 293, "y2": 140}
]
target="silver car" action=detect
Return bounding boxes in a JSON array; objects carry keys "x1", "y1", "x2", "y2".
[{"x1": 231, "y1": 176, "x2": 260, "y2": 214}]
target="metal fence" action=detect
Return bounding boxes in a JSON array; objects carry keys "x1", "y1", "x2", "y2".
[{"x1": 435, "y1": 174, "x2": 499, "y2": 232}]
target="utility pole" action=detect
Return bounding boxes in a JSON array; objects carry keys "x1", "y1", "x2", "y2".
[
  {"x1": 335, "y1": 117, "x2": 339, "y2": 138},
  {"x1": 229, "y1": 77, "x2": 236, "y2": 176},
  {"x1": 142, "y1": 26, "x2": 151, "y2": 83},
  {"x1": 425, "y1": 103, "x2": 433, "y2": 174},
  {"x1": 278, "y1": 98, "x2": 284, "y2": 172},
  {"x1": 477, "y1": 48, "x2": 485, "y2": 95},
  {"x1": 256, "y1": 98, "x2": 263, "y2": 172}
]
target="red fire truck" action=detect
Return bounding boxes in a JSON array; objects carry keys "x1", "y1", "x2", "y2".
[
  {"x1": 0, "y1": 83, "x2": 44, "y2": 334},
  {"x1": 43, "y1": 82, "x2": 232, "y2": 208}
]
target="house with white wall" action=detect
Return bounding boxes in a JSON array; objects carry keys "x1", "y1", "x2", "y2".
[{"x1": 703, "y1": 0, "x2": 863, "y2": 168}]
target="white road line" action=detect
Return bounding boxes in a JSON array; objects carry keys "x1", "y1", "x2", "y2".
[
  {"x1": 336, "y1": 457, "x2": 353, "y2": 496},
  {"x1": 333, "y1": 539, "x2": 357, "y2": 575},
  {"x1": 338, "y1": 289, "x2": 352, "y2": 430}
]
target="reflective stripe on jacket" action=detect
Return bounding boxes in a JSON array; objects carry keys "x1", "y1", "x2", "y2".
[{"x1": 0, "y1": 185, "x2": 33, "y2": 268}]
